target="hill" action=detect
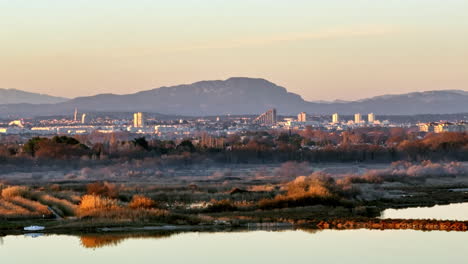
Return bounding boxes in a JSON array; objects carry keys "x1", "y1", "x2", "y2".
[
  {"x1": 0, "y1": 88, "x2": 68, "y2": 104},
  {"x1": 0, "y1": 78, "x2": 466, "y2": 117}
]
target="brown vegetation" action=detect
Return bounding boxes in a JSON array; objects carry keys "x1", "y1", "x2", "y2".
[
  {"x1": 86, "y1": 182, "x2": 119, "y2": 198},
  {"x1": 0, "y1": 157, "x2": 467, "y2": 229},
  {"x1": 317, "y1": 219, "x2": 468, "y2": 232},
  {"x1": 76, "y1": 194, "x2": 170, "y2": 222},
  {"x1": 36, "y1": 194, "x2": 77, "y2": 216},
  {"x1": 129, "y1": 195, "x2": 156, "y2": 209},
  {"x1": 258, "y1": 172, "x2": 358, "y2": 209},
  {"x1": 1, "y1": 186, "x2": 29, "y2": 199}
]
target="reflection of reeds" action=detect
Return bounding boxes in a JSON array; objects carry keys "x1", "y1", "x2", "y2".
[
  {"x1": 79, "y1": 233, "x2": 176, "y2": 249},
  {"x1": 80, "y1": 235, "x2": 125, "y2": 249}
]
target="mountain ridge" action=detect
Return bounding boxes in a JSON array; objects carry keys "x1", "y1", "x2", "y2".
[
  {"x1": 0, "y1": 78, "x2": 467, "y2": 117},
  {"x1": 0, "y1": 88, "x2": 68, "y2": 105}
]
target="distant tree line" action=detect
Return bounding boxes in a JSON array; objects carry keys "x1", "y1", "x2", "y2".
[{"x1": 0, "y1": 128, "x2": 467, "y2": 166}]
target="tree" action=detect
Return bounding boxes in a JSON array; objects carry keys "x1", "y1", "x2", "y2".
[
  {"x1": 132, "y1": 137, "x2": 149, "y2": 151},
  {"x1": 177, "y1": 140, "x2": 196, "y2": 153},
  {"x1": 23, "y1": 137, "x2": 45, "y2": 156}
]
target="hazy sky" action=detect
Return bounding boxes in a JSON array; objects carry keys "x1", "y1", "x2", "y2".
[{"x1": 1, "y1": 0, "x2": 467, "y2": 101}]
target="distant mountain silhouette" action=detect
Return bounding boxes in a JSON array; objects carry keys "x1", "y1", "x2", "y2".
[
  {"x1": 0, "y1": 78, "x2": 467, "y2": 117},
  {"x1": 0, "y1": 88, "x2": 68, "y2": 104}
]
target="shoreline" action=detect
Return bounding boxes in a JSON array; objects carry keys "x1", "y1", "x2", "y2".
[
  {"x1": 3, "y1": 217, "x2": 468, "y2": 237},
  {"x1": 3, "y1": 200, "x2": 468, "y2": 236}
]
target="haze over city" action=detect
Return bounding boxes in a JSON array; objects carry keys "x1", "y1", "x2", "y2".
[{"x1": 1, "y1": 0, "x2": 467, "y2": 101}]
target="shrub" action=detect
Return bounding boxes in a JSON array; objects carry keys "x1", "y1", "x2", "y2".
[
  {"x1": 87, "y1": 182, "x2": 119, "y2": 198},
  {"x1": 286, "y1": 173, "x2": 336, "y2": 199},
  {"x1": 129, "y1": 195, "x2": 156, "y2": 209},
  {"x1": 78, "y1": 194, "x2": 120, "y2": 217},
  {"x1": 1, "y1": 186, "x2": 29, "y2": 199},
  {"x1": 78, "y1": 194, "x2": 170, "y2": 221},
  {"x1": 204, "y1": 199, "x2": 237, "y2": 213},
  {"x1": 257, "y1": 172, "x2": 354, "y2": 209}
]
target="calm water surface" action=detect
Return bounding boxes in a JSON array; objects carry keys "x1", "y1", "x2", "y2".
[
  {"x1": 1, "y1": 229, "x2": 468, "y2": 264},
  {"x1": 381, "y1": 202, "x2": 468, "y2": 221}
]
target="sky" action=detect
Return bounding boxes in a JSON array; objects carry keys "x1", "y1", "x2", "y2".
[{"x1": 0, "y1": 0, "x2": 467, "y2": 101}]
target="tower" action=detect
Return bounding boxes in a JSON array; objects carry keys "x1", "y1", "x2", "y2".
[
  {"x1": 133, "y1": 112, "x2": 145, "y2": 127},
  {"x1": 332, "y1": 113, "x2": 339, "y2": 124},
  {"x1": 368, "y1": 113, "x2": 375, "y2": 123},
  {"x1": 74, "y1": 108, "x2": 78, "y2": 122},
  {"x1": 297, "y1": 112, "x2": 307, "y2": 122},
  {"x1": 354, "y1": 113, "x2": 362, "y2": 124}
]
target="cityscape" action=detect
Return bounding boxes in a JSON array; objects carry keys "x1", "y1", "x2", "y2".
[{"x1": 1, "y1": 107, "x2": 466, "y2": 141}]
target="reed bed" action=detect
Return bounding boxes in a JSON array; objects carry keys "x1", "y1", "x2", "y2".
[
  {"x1": 36, "y1": 194, "x2": 78, "y2": 217},
  {"x1": 7, "y1": 196, "x2": 51, "y2": 216},
  {"x1": 0, "y1": 199, "x2": 36, "y2": 218}
]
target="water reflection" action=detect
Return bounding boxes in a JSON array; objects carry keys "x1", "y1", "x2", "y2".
[
  {"x1": 1, "y1": 229, "x2": 468, "y2": 264},
  {"x1": 24, "y1": 233, "x2": 45, "y2": 238},
  {"x1": 79, "y1": 232, "x2": 177, "y2": 249},
  {"x1": 79, "y1": 229, "x2": 312, "y2": 249}
]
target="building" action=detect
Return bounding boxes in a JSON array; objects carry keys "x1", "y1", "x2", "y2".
[
  {"x1": 0, "y1": 127, "x2": 23, "y2": 134},
  {"x1": 286, "y1": 120, "x2": 319, "y2": 129},
  {"x1": 297, "y1": 112, "x2": 307, "y2": 122},
  {"x1": 8, "y1": 120, "x2": 24, "y2": 128},
  {"x1": 368, "y1": 113, "x2": 375, "y2": 123},
  {"x1": 133, "y1": 112, "x2": 145, "y2": 128},
  {"x1": 434, "y1": 122, "x2": 466, "y2": 133},
  {"x1": 419, "y1": 122, "x2": 437, "y2": 132},
  {"x1": 81, "y1": 114, "x2": 87, "y2": 124},
  {"x1": 332, "y1": 113, "x2": 339, "y2": 124},
  {"x1": 74, "y1": 108, "x2": 78, "y2": 122},
  {"x1": 354, "y1": 113, "x2": 362, "y2": 124},
  {"x1": 419, "y1": 122, "x2": 468, "y2": 133},
  {"x1": 253, "y1": 108, "x2": 277, "y2": 125}
]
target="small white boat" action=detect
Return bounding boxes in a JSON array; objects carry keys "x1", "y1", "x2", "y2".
[{"x1": 24, "y1": 226, "x2": 45, "y2": 231}]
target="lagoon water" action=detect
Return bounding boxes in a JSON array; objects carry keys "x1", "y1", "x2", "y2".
[
  {"x1": 1, "y1": 229, "x2": 468, "y2": 264},
  {"x1": 381, "y1": 202, "x2": 468, "y2": 221}
]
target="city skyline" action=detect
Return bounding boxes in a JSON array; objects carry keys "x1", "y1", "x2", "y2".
[{"x1": 1, "y1": 1, "x2": 467, "y2": 101}]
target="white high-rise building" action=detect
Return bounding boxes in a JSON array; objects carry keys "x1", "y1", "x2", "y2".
[
  {"x1": 81, "y1": 113, "x2": 87, "y2": 124},
  {"x1": 133, "y1": 112, "x2": 145, "y2": 128},
  {"x1": 354, "y1": 113, "x2": 362, "y2": 124},
  {"x1": 332, "y1": 113, "x2": 339, "y2": 123},
  {"x1": 297, "y1": 112, "x2": 307, "y2": 122},
  {"x1": 74, "y1": 108, "x2": 78, "y2": 122},
  {"x1": 253, "y1": 108, "x2": 277, "y2": 125},
  {"x1": 368, "y1": 113, "x2": 375, "y2": 123}
]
